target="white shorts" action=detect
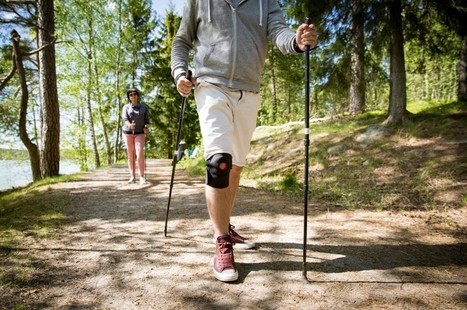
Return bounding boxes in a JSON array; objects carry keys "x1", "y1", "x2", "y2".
[{"x1": 194, "y1": 81, "x2": 260, "y2": 167}]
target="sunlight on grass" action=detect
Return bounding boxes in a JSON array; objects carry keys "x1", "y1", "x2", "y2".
[
  {"x1": 0, "y1": 252, "x2": 35, "y2": 292},
  {"x1": 178, "y1": 156, "x2": 205, "y2": 177},
  {"x1": 0, "y1": 180, "x2": 71, "y2": 246},
  {"x1": 407, "y1": 100, "x2": 454, "y2": 114},
  {"x1": 32, "y1": 173, "x2": 82, "y2": 188},
  {"x1": 462, "y1": 193, "x2": 467, "y2": 205},
  {"x1": 1, "y1": 229, "x2": 22, "y2": 246},
  {"x1": 407, "y1": 100, "x2": 465, "y2": 114},
  {"x1": 0, "y1": 174, "x2": 77, "y2": 297},
  {"x1": 237, "y1": 102, "x2": 465, "y2": 213}
]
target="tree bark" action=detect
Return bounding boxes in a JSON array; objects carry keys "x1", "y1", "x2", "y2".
[
  {"x1": 269, "y1": 45, "x2": 278, "y2": 123},
  {"x1": 458, "y1": 37, "x2": 467, "y2": 103},
  {"x1": 93, "y1": 53, "x2": 112, "y2": 165},
  {"x1": 349, "y1": 0, "x2": 366, "y2": 116},
  {"x1": 77, "y1": 105, "x2": 88, "y2": 170},
  {"x1": 87, "y1": 55, "x2": 100, "y2": 168},
  {"x1": 11, "y1": 30, "x2": 42, "y2": 181},
  {"x1": 384, "y1": 0, "x2": 409, "y2": 127},
  {"x1": 37, "y1": 0, "x2": 60, "y2": 177},
  {"x1": 87, "y1": 14, "x2": 100, "y2": 168}
]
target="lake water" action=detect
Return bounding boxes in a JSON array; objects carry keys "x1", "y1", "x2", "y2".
[{"x1": 0, "y1": 160, "x2": 81, "y2": 191}]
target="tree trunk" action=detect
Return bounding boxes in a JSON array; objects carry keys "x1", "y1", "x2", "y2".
[
  {"x1": 312, "y1": 84, "x2": 318, "y2": 114},
  {"x1": 93, "y1": 55, "x2": 112, "y2": 165},
  {"x1": 166, "y1": 131, "x2": 173, "y2": 159},
  {"x1": 11, "y1": 30, "x2": 42, "y2": 181},
  {"x1": 458, "y1": 37, "x2": 467, "y2": 103},
  {"x1": 384, "y1": 0, "x2": 409, "y2": 127},
  {"x1": 87, "y1": 57, "x2": 100, "y2": 168},
  {"x1": 349, "y1": 0, "x2": 366, "y2": 116},
  {"x1": 37, "y1": 0, "x2": 60, "y2": 177},
  {"x1": 114, "y1": 0, "x2": 124, "y2": 164},
  {"x1": 269, "y1": 44, "x2": 278, "y2": 123},
  {"x1": 87, "y1": 15, "x2": 100, "y2": 168},
  {"x1": 77, "y1": 105, "x2": 88, "y2": 170}
]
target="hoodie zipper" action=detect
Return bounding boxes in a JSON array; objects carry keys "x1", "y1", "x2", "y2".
[{"x1": 229, "y1": 8, "x2": 238, "y2": 88}]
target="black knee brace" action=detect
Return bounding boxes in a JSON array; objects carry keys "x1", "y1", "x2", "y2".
[{"x1": 206, "y1": 153, "x2": 232, "y2": 189}]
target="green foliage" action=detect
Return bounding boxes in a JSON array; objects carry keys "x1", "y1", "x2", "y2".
[
  {"x1": 0, "y1": 148, "x2": 28, "y2": 160},
  {"x1": 278, "y1": 173, "x2": 302, "y2": 194},
  {"x1": 0, "y1": 0, "x2": 463, "y2": 177},
  {"x1": 0, "y1": 22, "x2": 41, "y2": 146},
  {"x1": 462, "y1": 193, "x2": 467, "y2": 205},
  {"x1": 260, "y1": 43, "x2": 306, "y2": 125},
  {"x1": 143, "y1": 9, "x2": 200, "y2": 159},
  {"x1": 178, "y1": 155, "x2": 206, "y2": 177}
]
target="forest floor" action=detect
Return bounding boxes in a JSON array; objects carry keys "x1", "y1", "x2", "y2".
[{"x1": 1, "y1": 156, "x2": 466, "y2": 309}]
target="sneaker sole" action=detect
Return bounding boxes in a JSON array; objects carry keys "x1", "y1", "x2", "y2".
[
  {"x1": 233, "y1": 242, "x2": 256, "y2": 250},
  {"x1": 212, "y1": 237, "x2": 256, "y2": 250},
  {"x1": 213, "y1": 268, "x2": 238, "y2": 282}
]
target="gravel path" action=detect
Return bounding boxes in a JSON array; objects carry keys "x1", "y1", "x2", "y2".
[{"x1": 2, "y1": 159, "x2": 466, "y2": 309}]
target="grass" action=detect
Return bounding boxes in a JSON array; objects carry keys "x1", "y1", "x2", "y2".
[
  {"x1": 0, "y1": 174, "x2": 82, "y2": 246},
  {"x1": 0, "y1": 173, "x2": 85, "y2": 306}
]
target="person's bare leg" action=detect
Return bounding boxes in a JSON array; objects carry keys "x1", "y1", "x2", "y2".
[
  {"x1": 125, "y1": 134, "x2": 136, "y2": 178},
  {"x1": 227, "y1": 165, "x2": 242, "y2": 217},
  {"x1": 135, "y1": 135, "x2": 145, "y2": 177},
  {"x1": 206, "y1": 186, "x2": 230, "y2": 236},
  {"x1": 206, "y1": 164, "x2": 242, "y2": 236},
  {"x1": 224, "y1": 164, "x2": 256, "y2": 249}
]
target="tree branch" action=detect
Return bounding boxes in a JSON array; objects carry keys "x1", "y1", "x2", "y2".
[
  {"x1": 24, "y1": 35, "x2": 57, "y2": 56},
  {"x1": 0, "y1": 31, "x2": 18, "y2": 92},
  {"x1": 2, "y1": 1, "x2": 37, "y2": 5},
  {"x1": 0, "y1": 62, "x2": 16, "y2": 92}
]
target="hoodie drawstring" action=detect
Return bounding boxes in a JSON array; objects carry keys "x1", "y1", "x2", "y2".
[
  {"x1": 208, "y1": 0, "x2": 212, "y2": 22},
  {"x1": 258, "y1": 0, "x2": 263, "y2": 26}
]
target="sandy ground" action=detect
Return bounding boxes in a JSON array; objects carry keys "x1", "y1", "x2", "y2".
[{"x1": 1, "y1": 159, "x2": 466, "y2": 309}]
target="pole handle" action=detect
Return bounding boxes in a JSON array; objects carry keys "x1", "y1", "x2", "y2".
[
  {"x1": 305, "y1": 18, "x2": 312, "y2": 51},
  {"x1": 305, "y1": 18, "x2": 318, "y2": 52}
]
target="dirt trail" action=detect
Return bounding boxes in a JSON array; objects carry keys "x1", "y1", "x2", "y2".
[{"x1": 2, "y1": 159, "x2": 466, "y2": 309}]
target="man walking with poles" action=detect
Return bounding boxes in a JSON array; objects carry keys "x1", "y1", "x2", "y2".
[
  {"x1": 122, "y1": 88, "x2": 150, "y2": 185},
  {"x1": 171, "y1": 0, "x2": 317, "y2": 282}
]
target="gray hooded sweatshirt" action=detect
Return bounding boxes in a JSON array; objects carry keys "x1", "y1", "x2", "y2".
[{"x1": 171, "y1": 0, "x2": 302, "y2": 93}]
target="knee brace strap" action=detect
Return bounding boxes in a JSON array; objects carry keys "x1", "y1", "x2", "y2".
[{"x1": 206, "y1": 153, "x2": 232, "y2": 189}]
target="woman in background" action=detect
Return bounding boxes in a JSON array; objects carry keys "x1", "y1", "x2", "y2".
[{"x1": 122, "y1": 88, "x2": 150, "y2": 185}]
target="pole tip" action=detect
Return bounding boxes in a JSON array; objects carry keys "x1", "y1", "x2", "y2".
[{"x1": 302, "y1": 272, "x2": 312, "y2": 283}]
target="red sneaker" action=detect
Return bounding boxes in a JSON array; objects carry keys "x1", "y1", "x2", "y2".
[
  {"x1": 229, "y1": 224, "x2": 256, "y2": 249},
  {"x1": 213, "y1": 235, "x2": 238, "y2": 282}
]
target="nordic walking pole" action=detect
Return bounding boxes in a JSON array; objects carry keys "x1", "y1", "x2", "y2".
[
  {"x1": 144, "y1": 128, "x2": 147, "y2": 179},
  {"x1": 303, "y1": 18, "x2": 312, "y2": 282},
  {"x1": 132, "y1": 121, "x2": 136, "y2": 178},
  {"x1": 144, "y1": 124, "x2": 149, "y2": 178},
  {"x1": 164, "y1": 70, "x2": 192, "y2": 237}
]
